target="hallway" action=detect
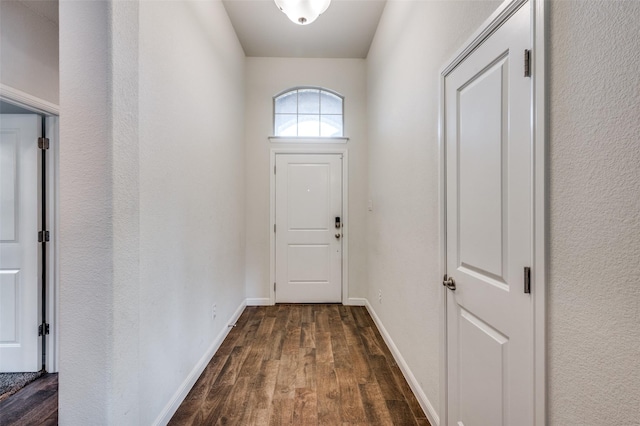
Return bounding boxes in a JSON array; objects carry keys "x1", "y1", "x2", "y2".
[{"x1": 170, "y1": 305, "x2": 429, "y2": 425}]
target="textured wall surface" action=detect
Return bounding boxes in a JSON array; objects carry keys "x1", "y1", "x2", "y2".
[
  {"x1": 138, "y1": 2, "x2": 246, "y2": 423},
  {"x1": 60, "y1": 0, "x2": 245, "y2": 423},
  {"x1": 244, "y1": 57, "x2": 368, "y2": 302},
  {"x1": 59, "y1": 1, "x2": 113, "y2": 422},
  {"x1": 366, "y1": 1, "x2": 500, "y2": 418},
  {"x1": 548, "y1": 1, "x2": 640, "y2": 423},
  {"x1": 0, "y1": 0, "x2": 59, "y2": 104}
]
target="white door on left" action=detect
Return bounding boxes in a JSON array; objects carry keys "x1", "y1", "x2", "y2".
[{"x1": 0, "y1": 114, "x2": 40, "y2": 372}]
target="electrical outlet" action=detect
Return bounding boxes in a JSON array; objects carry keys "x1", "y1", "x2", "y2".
[
  {"x1": 378, "y1": 289, "x2": 382, "y2": 303},
  {"x1": 212, "y1": 304, "x2": 217, "y2": 320}
]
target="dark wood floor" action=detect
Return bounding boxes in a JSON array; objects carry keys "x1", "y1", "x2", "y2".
[
  {"x1": 0, "y1": 373, "x2": 58, "y2": 426},
  {"x1": 170, "y1": 305, "x2": 430, "y2": 425}
]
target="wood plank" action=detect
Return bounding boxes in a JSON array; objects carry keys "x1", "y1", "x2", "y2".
[
  {"x1": 300, "y1": 321, "x2": 316, "y2": 348},
  {"x1": 369, "y1": 354, "x2": 404, "y2": 401},
  {"x1": 282, "y1": 326, "x2": 302, "y2": 356},
  {"x1": 314, "y1": 331, "x2": 334, "y2": 364},
  {"x1": 197, "y1": 384, "x2": 233, "y2": 425},
  {"x1": 292, "y1": 387, "x2": 318, "y2": 425},
  {"x1": 316, "y1": 361, "x2": 341, "y2": 425},
  {"x1": 330, "y1": 332, "x2": 351, "y2": 370},
  {"x1": 216, "y1": 345, "x2": 249, "y2": 386},
  {"x1": 273, "y1": 353, "x2": 299, "y2": 400},
  {"x1": 335, "y1": 366, "x2": 367, "y2": 423},
  {"x1": 215, "y1": 375, "x2": 253, "y2": 425},
  {"x1": 253, "y1": 359, "x2": 280, "y2": 412},
  {"x1": 359, "y1": 326, "x2": 387, "y2": 356},
  {"x1": 386, "y1": 399, "x2": 420, "y2": 426},
  {"x1": 389, "y1": 362, "x2": 427, "y2": 420},
  {"x1": 359, "y1": 382, "x2": 394, "y2": 425},
  {"x1": 268, "y1": 398, "x2": 294, "y2": 426},
  {"x1": 266, "y1": 329, "x2": 285, "y2": 361},
  {"x1": 296, "y1": 347, "x2": 316, "y2": 389}
]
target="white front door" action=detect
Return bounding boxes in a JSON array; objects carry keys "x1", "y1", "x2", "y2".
[
  {"x1": 0, "y1": 114, "x2": 40, "y2": 372},
  {"x1": 275, "y1": 154, "x2": 342, "y2": 303},
  {"x1": 444, "y1": 3, "x2": 533, "y2": 425}
]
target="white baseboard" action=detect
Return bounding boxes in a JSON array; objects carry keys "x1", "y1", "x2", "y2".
[
  {"x1": 345, "y1": 297, "x2": 367, "y2": 306},
  {"x1": 153, "y1": 299, "x2": 247, "y2": 426},
  {"x1": 365, "y1": 300, "x2": 440, "y2": 426},
  {"x1": 246, "y1": 297, "x2": 271, "y2": 306}
]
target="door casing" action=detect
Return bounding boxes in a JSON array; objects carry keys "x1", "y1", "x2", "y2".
[
  {"x1": 438, "y1": 0, "x2": 546, "y2": 424},
  {"x1": 270, "y1": 147, "x2": 349, "y2": 305},
  {"x1": 1, "y1": 84, "x2": 60, "y2": 373}
]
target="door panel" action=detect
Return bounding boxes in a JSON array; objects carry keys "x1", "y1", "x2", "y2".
[
  {"x1": 459, "y1": 58, "x2": 508, "y2": 282},
  {"x1": 0, "y1": 114, "x2": 40, "y2": 372},
  {"x1": 275, "y1": 154, "x2": 342, "y2": 303},
  {"x1": 445, "y1": 3, "x2": 532, "y2": 425}
]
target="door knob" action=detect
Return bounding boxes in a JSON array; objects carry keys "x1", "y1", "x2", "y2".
[
  {"x1": 443, "y1": 274, "x2": 456, "y2": 291},
  {"x1": 335, "y1": 233, "x2": 341, "y2": 239}
]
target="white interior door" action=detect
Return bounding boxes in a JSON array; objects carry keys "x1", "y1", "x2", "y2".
[
  {"x1": 444, "y1": 3, "x2": 533, "y2": 425},
  {"x1": 275, "y1": 154, "x2": 342, "y2": 303},
  {"x1": 0, "y1": 114, "x2": 40, "y2": 372}
]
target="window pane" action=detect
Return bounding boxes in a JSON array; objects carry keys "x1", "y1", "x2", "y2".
[
  {"x1": 320, "y1": 115, "x2": 343, "y2": 137},
  {"x1": 275, "y1": 91, "x2": 297, "y2": 114},
  {"x1": 320, "y1": 91, "x2": 342, "y2": 114},
  {"x1": 298, "y1": 115, "x2": 320, "y2": 137},
  {"x1": 275, "y1": 114, "x2": 298, "y2": 136},
  {"x1": 298, "y1": 89, "x2": 320, "y2": 114}
]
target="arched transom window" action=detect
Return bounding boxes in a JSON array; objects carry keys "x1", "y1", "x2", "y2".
[{"x1": 273, "y1": 87, "x2": 344, "y2": 137}]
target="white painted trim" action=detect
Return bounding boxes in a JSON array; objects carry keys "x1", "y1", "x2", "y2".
[
  {"x1": 365, "y1": 300, "x2": 440, "y2": 426},
  {"x1": 438, "y1": 60, "x2": 449, "y2": 426},
  {"x1": 345, "y1": 297, "x2": 366, "y2": 306},
  {"x1": 268, "y1": 136, "x2": 349, "y2": 144},
  {"x1": 153, "y1": 299, "x2": 247, "y2": 426},
  {"x1": 532, "y1": 0, "x2": 547, "y2": 423},
  {"x1": 46, "y1": 116, "x2": 59, "y2": 373},
  {"x1": 439, "y1": 0, "x2": 528, "y2": 77},
  {"x1": 0, "y1": 84, "x2": 59, "y2": 116},
  {"x1": 269, "y1": 148, "x2": 349, "y2": 305},
  {"x1": 246, "y1": 298, "x2": 271, "y2": 306},
  {"x1": 438, "y1": 1, "x2": 546, "y2": 424}
]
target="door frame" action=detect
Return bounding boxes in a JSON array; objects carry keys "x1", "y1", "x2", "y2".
[
  {"x1": 269, "y1": 148, "x2": 349, "y2": 305},
  {"x1": 1, "y1": 84, "x2": 60, "y2": 373},
  {"x1": 438, "y1": 0, "x2": 546, "y2": 424}
]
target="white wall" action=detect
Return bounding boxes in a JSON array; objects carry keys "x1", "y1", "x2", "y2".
[
  {"x1": 138, "y1": 1, "x2": 245, "y2": 423},
  {"x1": 244, "y1": 57, "x2": 368, "y2": 303},
  {"x1": 368, "y1": 0, "x2": 640, "y2": 424},
  {"x1": 366, "y1": 0, "x2": 502, "y2": 420},
  {"x1": 59, "y1": 0, "x2": 245, "y2": 423},
  {"x1": 0, "y1": 0, "x2": 59, "y2": 104},
  {"x1": 548, "y1": 1, "x2": 640, "y2": 423}
]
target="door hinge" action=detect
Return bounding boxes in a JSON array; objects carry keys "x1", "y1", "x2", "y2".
[
  {"x1": 524, "y1": 266, "x2": 531, "y2": 294},
  {"x1": 274, "y1": 224, "x2": 276, "y2": 233},
  {"x1": 38, "y1": 137, "x2": 50, "y2": 150},
  {"x1": 274, "y1": 282, "x2": 276, "y2": 292},
  {"x1": 274, "y1": 165, "x2": 276, "y2": 174},
  {"x1": 38, "y1": 230, "x2": 50, "y2": 243},
  {"x1": 524, "y1": 49, "x2": 531, "y2": 77},
  {"x1": 38, "y1": 322, "x2": 50, "y2": 336}
]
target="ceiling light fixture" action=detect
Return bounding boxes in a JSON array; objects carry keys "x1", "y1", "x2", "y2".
[{"x1": 273, "y1": 0, "x2": 331, "y2": 25}]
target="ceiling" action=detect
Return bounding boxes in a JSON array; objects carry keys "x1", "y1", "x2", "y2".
[
  {"x1": 222, "y1": 0, "x2": 387, "y2": 58},
  {"x1": 13, "y1": 0, "x2": 385, "y2": 59}
]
